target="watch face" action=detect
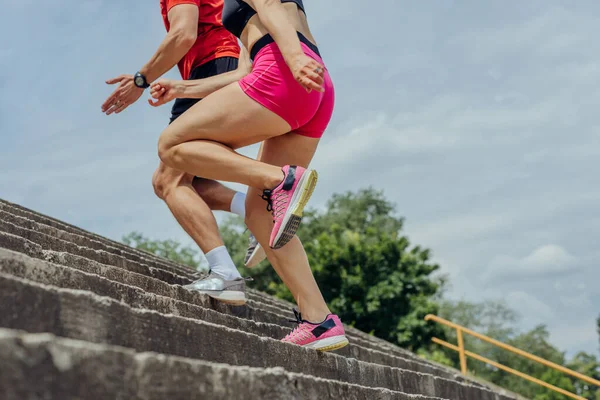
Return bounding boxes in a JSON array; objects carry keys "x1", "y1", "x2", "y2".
[{"x1": 135, "y1": 76, "x2": 144, "y2": 86}]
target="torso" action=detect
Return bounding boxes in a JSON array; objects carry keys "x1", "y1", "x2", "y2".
[
  {"x1": 222, "y1": 0, "x2": 317, "y2": 53},
  {"x1": 160, "y1": 0, "x2": 240, "y2": 79}
]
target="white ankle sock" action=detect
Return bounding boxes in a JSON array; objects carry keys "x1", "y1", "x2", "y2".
[
  {"x1": 230, "y1": 192, "x2": 246, "y2": 218},
  {"x1": 205, "y1": 246, "x2": 241, "y2": 280}
]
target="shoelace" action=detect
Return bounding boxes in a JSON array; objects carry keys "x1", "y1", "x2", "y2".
[
  {"x1": 261, "y1": 190, "x2": 273, "y2": 213},
  {"x1": 284, "y1": 308, "x2": 304, "y2": 340},
  {"x1": 261, "y1": 188, "x2": 290, "y2": 223}
]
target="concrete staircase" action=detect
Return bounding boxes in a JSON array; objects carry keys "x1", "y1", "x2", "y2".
[{"x1": 0, "y1": 198, "x2": 520, "y2": 399}]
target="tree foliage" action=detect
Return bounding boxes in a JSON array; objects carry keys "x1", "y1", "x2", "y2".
[
  {"x1": 122, "y1": 231, "x2": 203, "y2": 269},
  {"x1": 122, "y1": 188, "x2": 600, "y2": 399},
  {"x1": 222, "y1": 188, "x2": 447, "y2": 351},
  {"x1": 438, "y1": 299, "x2": 600, "y2": 399}
]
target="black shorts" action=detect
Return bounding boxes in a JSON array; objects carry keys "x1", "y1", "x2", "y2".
[{"x1": 169, "y1": 56, "x2": 239, "y2": 124}]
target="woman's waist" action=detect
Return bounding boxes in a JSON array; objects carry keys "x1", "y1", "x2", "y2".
[{"x1": 247, "y1": 31, "x2": 322, "y2": 63}]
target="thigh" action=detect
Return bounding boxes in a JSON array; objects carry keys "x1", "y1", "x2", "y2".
[{"x1": 161, "y1": 82, "x2": 292, "y2": 151}]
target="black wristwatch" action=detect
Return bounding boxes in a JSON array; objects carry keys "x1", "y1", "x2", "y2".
[{"x1": 133, "y1": 72, "x2": 150, "y2": 89}]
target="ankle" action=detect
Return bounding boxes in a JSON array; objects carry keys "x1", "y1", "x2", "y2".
[
  {"x1": 264, "y1": 168, "x2": 284, "y2": 190},
  {"x1": 300, "y1": 307, "x2": 331, "y2": 323},
  {"x1": 205, "y1": 246, "x2": 241, "y2": 280}
]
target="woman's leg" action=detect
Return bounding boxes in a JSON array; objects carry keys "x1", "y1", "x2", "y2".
[
  {"x1": 157, "y1": 82, "x2": 291, "y2": 190},
  {"x1": 245, "y1": 133, "x2": 330, "y2": 323}
]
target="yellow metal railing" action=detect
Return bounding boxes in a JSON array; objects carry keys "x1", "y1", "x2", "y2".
[{"x1": 425, "y1": 314, "x2": 600, "y2": 400}]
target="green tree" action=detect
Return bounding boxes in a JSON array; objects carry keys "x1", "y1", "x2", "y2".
[
  {"x1": 534, "y1": 368, "x2": 575, "y2": 400},
  {"x1": 436, "y1": 299, "x2": 518, "y2": 377},
  {"x1": 495, "y1": 326, "x2": 571, "y2": 399},
  {"x1": 222, "y1": 188, "x2": 447, "y2": 351},
  {"x1": 435, "y1": 299, "x2": 600, "y2": 399},
  {"x1": 122, "y1": 231, "x2": 204, "y2": 270},
  {"x1": 566, "y1": 352, "x2": 600, "y2": 400}
]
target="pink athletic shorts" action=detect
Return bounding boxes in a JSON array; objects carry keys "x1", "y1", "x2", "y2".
[{"x1": 239, "y1": 35, "x2": 335, "y2": 139}]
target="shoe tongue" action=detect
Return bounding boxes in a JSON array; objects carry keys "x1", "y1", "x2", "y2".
[{"x1": 281, "y1": 166, "x2": 297, "y2": 191}]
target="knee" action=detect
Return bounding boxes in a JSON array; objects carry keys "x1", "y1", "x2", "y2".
[
  {"x1": 152, "y1": 168, "x2": 170, "y2": 200},
  {"x1": 152, "y1": 168, "x2": 191, "y2": 201},
  {"x1": 157, "y1": 135, "x2": 174, "y2": 166},
  {"x1": 157, "y1": 127, "x2": 183, "y2": 168}
]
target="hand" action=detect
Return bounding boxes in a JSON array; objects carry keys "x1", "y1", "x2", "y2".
[
  {"x1": 101, "y1": 74, "x2": 144, "y2": 115},
  {"x1": 290, "y1": 53, "x2": 325, "y2": 93},
  {"x1": 148, "y1": 79, "x2": 185, "y2": 107}
]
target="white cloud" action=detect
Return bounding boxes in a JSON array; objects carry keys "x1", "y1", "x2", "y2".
[
  {"x1": 505, "y1": 291, "x2": 555, "y2": 322},
  {"x1": 486, "y1": 244, "x2": 577, "y2": 281}
]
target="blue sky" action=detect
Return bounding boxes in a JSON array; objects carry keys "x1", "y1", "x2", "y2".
[{"x1": 1, "y1": 1, "x2": 599, "y2": 358}]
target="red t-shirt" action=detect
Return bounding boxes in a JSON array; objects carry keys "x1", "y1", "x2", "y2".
[{"x1": 160, "y1": 0, "x2": 240, "y2": 79}]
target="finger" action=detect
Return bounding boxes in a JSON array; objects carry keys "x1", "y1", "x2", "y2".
[
  {"x1": 294, "y1": 75, "x2": 311, "y2": 93},
  {"x1": 101, "y1": 91, "x2": 120, "y2": 112},
  {"x1": 105, "y1": 74, "x2": 128, "y2": 85},
  {"x1": 301, "y1": 76, "x2": 323, "y2": 93},
  {"x1": 114, "y1": 102, "x2": 129, "y2": 114},
  {"x1": 303, "y1": 68, "x2": 324, "y2": 86},
  {"x1": 105, "y1": 97, "x2": 125, "y2": 115},
  {"x1": 147, "y1": 98, "x2": 164, "y2": 107},
  {"x1": 105, "y1": 104, "x2": 118, "y2": 115},
  {"x1": 149, "y1": 87, "x2": 165, "y2": 99}
]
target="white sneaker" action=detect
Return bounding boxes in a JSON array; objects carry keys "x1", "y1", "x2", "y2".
[{"x1": 244, "y1": 233, "x2": 266, "y2": 268}]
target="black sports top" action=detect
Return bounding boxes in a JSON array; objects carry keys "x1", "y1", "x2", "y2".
[{"x1": 222, "y1": 0, "x2": 305, "y2": 38}]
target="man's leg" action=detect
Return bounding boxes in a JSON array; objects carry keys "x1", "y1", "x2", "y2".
[
  {"x1": 191, "y1": 176, "x2": 245, "y2": 216},
  {"x1": 151, "y1": 56, "x2": 265, "y2": 282},
  {"x1": 152, "y1": 162, "x2": 242, "y2": 280}
]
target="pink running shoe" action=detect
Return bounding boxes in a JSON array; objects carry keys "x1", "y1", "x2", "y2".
[
  {"x1": 281, "y1": 309, "x2": 349, "y2": 352},
  {"x1": 262, "y1": 165, "x2": 318, "y2": 249}
]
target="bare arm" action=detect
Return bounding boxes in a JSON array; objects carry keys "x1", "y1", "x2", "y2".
[
  {"x1": 148, "y1": 47, "x2": 252, "y2": 105},
  {"x1": 244, "y1": 0, "x2": 303, "y2": 66},
  {"x1": 139, "y1": 3, "x2": 199, "y2": 82},
  {"x1": 244, "y1": 0, "x2": 324, "y2": 92},
  {"x1": 101, "y1": 3, "x2": 199, "y2": 115},
  {"x1": 181, "y1": 47, "x2": 252, "y2": 97}
]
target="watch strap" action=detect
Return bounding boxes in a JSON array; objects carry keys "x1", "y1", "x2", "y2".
[{"x1": 134, "y1": 72, "x2": 150, "y2": 89}]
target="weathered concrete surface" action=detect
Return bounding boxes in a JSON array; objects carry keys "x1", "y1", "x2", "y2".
[
  {"x1": 0, "y1": 218, "x2": 190, "y2": 285},
  {"x1": 0, "y1": 226, "x2": 439, "y2": 364},
  {"x1": 0, "y1": 199, "x2": 189, "y2": 274},
  {"x1": 0, "y1": 272, "x2": 515, "y2": 400},
  {"x1": 0, "y1": 247, "x2": 471, "y2": 382},
  {"x1": 0, "y1": 199, "x2": 522, "y2": 400},
  {"x1": 1, "y1": 329, "x2": 440, "y2": 400}
]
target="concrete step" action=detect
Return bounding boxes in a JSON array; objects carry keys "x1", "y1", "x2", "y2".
[
  {"x1": 0, "y1": 272, "x2": 514, "y2": 400},
  {"x1": 1, "y1": 328, "x2": 436, "y2": 400},
  {"x1": 0, "y1": 199, "x2": 520, "y2": 399},
  {"x1": 0, "y1": 208, "x2": 193, "y2": 280},
  {"x1": 0, "y1": 199, "x2": 190, "y2": 274},
  {"x1": 0, "y1": 230, "x2": 473, "y2": 387},
  {"x1": 0, "y1": 215, "x2": 424, "y2": 360},
  {"x1": 0, "y1": 247, "x2": 472, "y2": 384},
  {"x1": 0, "y1": 202, "x2": 434, "y2": 362}
]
